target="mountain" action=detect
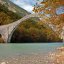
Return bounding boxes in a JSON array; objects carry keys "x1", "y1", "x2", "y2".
[
  {"x1": 0, "y1": 0, "x2": 39, "y2": 25},
  {"x1": 0, "y1": 0, "x2": 30, "y2": 17}
]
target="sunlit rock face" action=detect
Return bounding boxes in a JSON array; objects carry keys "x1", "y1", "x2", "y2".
[
  {"x1": 0, "y1": 0, "x2": 16, "y2": 12},
  {"x1": 0, "y1": 0, "x2": 6, "y2": 5}
]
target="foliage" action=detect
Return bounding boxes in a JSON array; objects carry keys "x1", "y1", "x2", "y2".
[
  {"x1": 33, "y1": 0, "x2": 64, "y2": 41},
  {"x1": 33, "y1": 0, "x2": 64, "y2": 26},
  {"x1": 33, "y1": 0, "x2": 64, "y2": 14}
]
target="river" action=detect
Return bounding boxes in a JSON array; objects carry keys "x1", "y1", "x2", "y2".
[{"x1": 0, "y1": 43, "x2": 63, "y2": 58}]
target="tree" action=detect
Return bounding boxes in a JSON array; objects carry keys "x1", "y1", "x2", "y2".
[{"x1": 33, "y1": 0, "x2": 64, "y2": 41}]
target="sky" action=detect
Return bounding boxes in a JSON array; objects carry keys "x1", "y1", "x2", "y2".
[
  {"x1": 10, "y1": 0, "x2": 37, "y2": 13},
  {"x1": 10, "y1": 0, "x2": 64, "y2": 14},
  {"x1": 56, "y1": 6, "x2": 64, "y2": 15}
]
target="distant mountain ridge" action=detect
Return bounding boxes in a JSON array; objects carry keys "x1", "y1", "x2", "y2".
[
  {"x1": 0, "y1": 0, "x2": 39, "y2": 22},
  {"x1": 0, "y1": 0, "x2": 30, "y2": 17}
]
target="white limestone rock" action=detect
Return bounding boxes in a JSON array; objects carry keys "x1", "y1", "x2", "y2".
[{"x1": 1, "y1": 62, "x2": 6, "y2": 64}]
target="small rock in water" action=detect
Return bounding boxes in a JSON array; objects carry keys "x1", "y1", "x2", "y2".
[{"x1": 1, "y1": 62, "x2": 6, "y2": 64}]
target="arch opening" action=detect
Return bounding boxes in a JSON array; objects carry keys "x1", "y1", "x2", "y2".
[{"x1": 10, "y1": 18, "x2": 62, "y2": 43}]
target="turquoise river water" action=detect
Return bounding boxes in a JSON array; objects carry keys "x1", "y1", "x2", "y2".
[{"x1": 0, "y1": 43, "x2": 64, "y2": 58}]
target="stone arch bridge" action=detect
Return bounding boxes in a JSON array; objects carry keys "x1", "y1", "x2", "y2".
[{"x1": 0, "y1": 13, "x2": 64, "y2": 43}]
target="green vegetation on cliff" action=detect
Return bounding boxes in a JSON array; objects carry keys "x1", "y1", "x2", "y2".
[{"x1": 0, "y1": 3, "x2": 21, "y2": 25}]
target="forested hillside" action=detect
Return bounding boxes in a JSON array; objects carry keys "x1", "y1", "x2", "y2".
[{"x1": 0, "y1": 3, "x2": 21, "y2": 25}]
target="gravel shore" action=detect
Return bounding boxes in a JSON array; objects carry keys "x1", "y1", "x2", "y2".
[{"x1": 0, "y1": 53, "x2": 47, "y2": 64}]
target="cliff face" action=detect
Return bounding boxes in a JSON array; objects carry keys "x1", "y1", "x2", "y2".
[
  {"x1": 0, "y1": 0, "x2": 30, "y2": 25},
  {"x1": 0, "y1": 0, "x2": 29, "y2": 17}
]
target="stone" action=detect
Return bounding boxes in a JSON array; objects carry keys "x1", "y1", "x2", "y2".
[{"x1": 1, "y1": 62, "x2": 6, "y2": 64}]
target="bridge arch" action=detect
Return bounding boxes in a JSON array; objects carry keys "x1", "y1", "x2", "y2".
[
  {"x1": 0, "y1": 13, "x2": 63, "y2": 43},
  {"x1": 7, "y1": 14, "x2": 49, "y2": 43},
  {"x1": 2, "y1": 13, "x2": 41, "y2": 43}
]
